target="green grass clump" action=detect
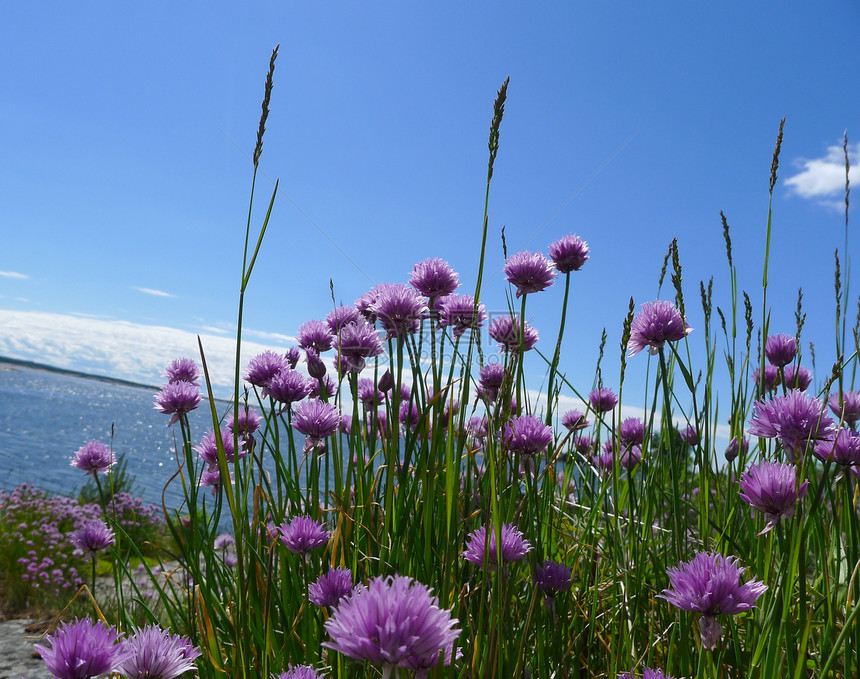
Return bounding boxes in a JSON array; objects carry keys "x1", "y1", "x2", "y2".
[{"x1": 28, "y1": 50, "x2": 858, "y2": 679}]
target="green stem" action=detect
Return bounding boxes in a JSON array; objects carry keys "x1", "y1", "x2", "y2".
[{"x1": 546, "y1": 272, "x2": 571, "y2": 425}]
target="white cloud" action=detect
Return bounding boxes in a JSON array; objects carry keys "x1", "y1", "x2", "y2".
[
  {"x1": 0, "y1": 309, "x2": 291, "y2": 396},
  {"x1": 0, "y1": 271, "x2": 28, "y2": 279},
  {"x1": 134, "y1": 287, "x2": 176, "y2": 298},
  {"x1": 196, "y1": 325, "x2": 231, "y2": 335},
  {"x1": 0, "y1": 308, "x2": 735, "y2": 444},
  {"x1": 244, "y1": 327, "x2": 298, "y2": 344},
  {"x1": 785, "y1": 141, "x2": 859, "y2": 210},
  {"x1": 69, "y1": 311, "x2": 115, "y2": 320}
]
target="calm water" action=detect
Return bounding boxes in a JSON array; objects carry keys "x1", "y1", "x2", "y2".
[{"x1": 0, "y1": 361, "x2": 232, "y2": 510}]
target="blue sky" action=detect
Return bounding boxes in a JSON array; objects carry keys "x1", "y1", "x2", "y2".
[{"x1": 1, "y1": 2, "x2": 858, "y2": 407}]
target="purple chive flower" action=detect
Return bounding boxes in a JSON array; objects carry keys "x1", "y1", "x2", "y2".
[
  {"x1": 828, "y1": 390, "x2": 860, "y2": 426},
  {"x1": 478, "y1": 363, "x2": 506, "y2": 402},
  {"x1": 371, "y1": 283, "x2": 428, "y2": 338},
  {"x1": 738, "y1": 460, "x2": 808, "y2": 534},
  {"x1": 213, "y1": 533, "x2": 235, "y2": 550},
  {"x1": 534, "y1": 560, "x2": 572, "y2": 597},
  {"x1": 409, "y1": 257, "x2": 460, "y2": 299},
  {"x1": 334, "y1": 353, "x2": 353, "y2": 376},
  {"x1": 276, "y1": 665, "x2": 325, "y2": 679},
  {"x1": 724, "y1": 436, "x2": 748, "y2": 463},
  {"x1": 367, "y1": 409, "x2": 389, "y2": 439},
  {"x1": 594, "y1": 442, "x2": 642, "y2": 475},
  {"x1": 309, "y1": 567, "x2": 354, "y2": 608},
  {"x1": 226, "y1": 407, "x2": 262, "y2": 437},
  {"x1": 619, "y1": 669, "x2": 675, "y2": 679},
  {"x1": 323, "y1": 574, "x2": 460, "y2": 675},
  {"x1": 357, "y1": 378, "x2": 385, "y2": 408},
  {"x1": 504, "y1": 251, "x2": 557, "y2": 298},
  {"x1": 628, "y1": 300, "x2": 692, "y2": 356},
  {"x1": 467, "y1": 416, "x2": 489, "y2": 441},
  {"x1": 377, "y1": 369, "x2": 394, "y2": 392},
  {"x1": 589, "y1": 387, "x2": 618, "y2": 413},
  {"x1": 574, "y1": 434, "x2": 595, "y2": 456},
  {"x1": 752, "y1": 364, "x2": 780, "y2": 392},
  {"x1": 783, "y1": 364, "x2": 812, "y2": 391},
  {"x1": 748, "y1": 389, "x2": 834, "y2": 462},
  {"x1": 116, "y1": 625, "x2": 201, "y2": 679},
  {"x1": 309, "y1": 374, "x2": 338, "y2": 400},
  {"x1": 297, "y1": 319, "x2": 334, "y2": 353},
  {"x1": 285, "y1": 346, "x2": 301, "y2": 369},
  {"x1": 292, "y1": 399, "x2": 341, "y2": 453},
  {"x1": 245, "y1": 351, "x2": 290, "y2": 388},
  {"x1": 618, "y1": 417, "x2": 645, "y2": 447},
  {"x1": 488, "y1": 315, "x2": 539, "y2": 353},
  {"x1": 326, "y1": 304, "x2": 363, "y2": 334},
  {"x1": 399, "y1": 401, "x2": 421, "y2": 430},
  {"x1": 278, "y1": 515, "x2": 329, "y2": 556},
  {"x1": 305, "y1": 348, "x2": 327, "y2": 379},
  {"x1": 504, "y1": 414, "x2": 554, "y2": 456},
  {"x1": 398, "y1": 401, "x2": 421, "y2": 429},
  {"x1": 336, "y1": 319, "x2": 384, "y2": 372},
  {"x1": 265, "y1": 369, "x2": 311, "y2": 406},
  {"x1": 463, "y1": 522, "x2": 532, "y2": 568},
  {"x1": 814, "y1": 427, "x2": 860, "y2": 472},
  {"x1": 355, "y1": 283, "x2": 395, "y2": 323},
  {"x1": 154, "y1": 381, "x2": 201, "y2": 426},
  {"x1": 659, "y1": 552, "x2": 767, "y2": 650},
  {"x1": 438, "y1": 397, "x2": 459, "y2": 429},
  {"x1": 71, "y1": 519, "x2": 115, "y2": 554},
  {"x1": 765, "y1": 333, "x2": 797, "y2": 367},
  {"x1": 591, "y1": 448, "x2": 615, "y2": 474},
  {"x1": 561, "y1": 409, "x2": 589, "y2": 431},
  {"x1": 549, "y1": 234, "x2": 590, "y2": 273},
  {"x1": 199, "y1": 467, "x2": 232, "y2": 495},
  {"x1": 680, "y1": 425, "x2": 699, "y2": 446},
  {"x1": 71, "y1": 440, "x2": 115, "y2": 476},
  {"x1": 437, "y1": 294, "x2": 487, "y2": 339},
  {"x1": 622, "y1": 445, "x2": 644, "y2": 471},
  {"x1": 163, "y1": 357, "x2": 201, "y2": 385},
  {"x1": 194, "y1": 429, "x2": 238, "y2": 467},
  {"x1": 35, "y1": 618, "x2": 129, "y2": 679}
]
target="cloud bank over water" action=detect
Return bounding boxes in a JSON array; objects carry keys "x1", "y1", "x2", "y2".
[
  {"x1": 1, "y1": 310, "x2": 733, "y2": 445},
  {"x1": 0, "y1": 309, "x2": 289, "y2": 393}
]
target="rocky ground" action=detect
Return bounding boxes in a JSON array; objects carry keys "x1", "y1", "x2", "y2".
[
  {"x1": 0, "y1": 562, "x2": 184, "y2": 679},
  {"x1": 0, "y1": 618, "x2": 52, "y2": 679}
]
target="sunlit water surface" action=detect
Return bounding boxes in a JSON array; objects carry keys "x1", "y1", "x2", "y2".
[{"x1": 0, "y1": 361, "x2": 232, "y2": 510}]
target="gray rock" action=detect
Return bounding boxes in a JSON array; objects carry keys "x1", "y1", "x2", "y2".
[{"x1": 0, "y1": 619, "x2": 51, "y2": 679}]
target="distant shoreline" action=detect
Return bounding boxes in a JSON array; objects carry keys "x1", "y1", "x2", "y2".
[
  {"x1": 0, "y1": 355, "x2": 160, "y2": 391},
  {"x1": 0, "y1": 356, "x2": 236, "y2": 406}
]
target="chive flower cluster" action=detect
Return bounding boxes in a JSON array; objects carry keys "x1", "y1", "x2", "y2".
[
  {"x1": 57, "y1": 223, "x2": 860, "y2": 678},
  {"x1": 748, "y1": 389, "x2": 834, "y2": 462},
  {"x1": 153, "y1": 357, "x2": 202, "y2": 425},
  {"x1": 34, "y1": 618, "x2": 201, "y2": 679}
]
